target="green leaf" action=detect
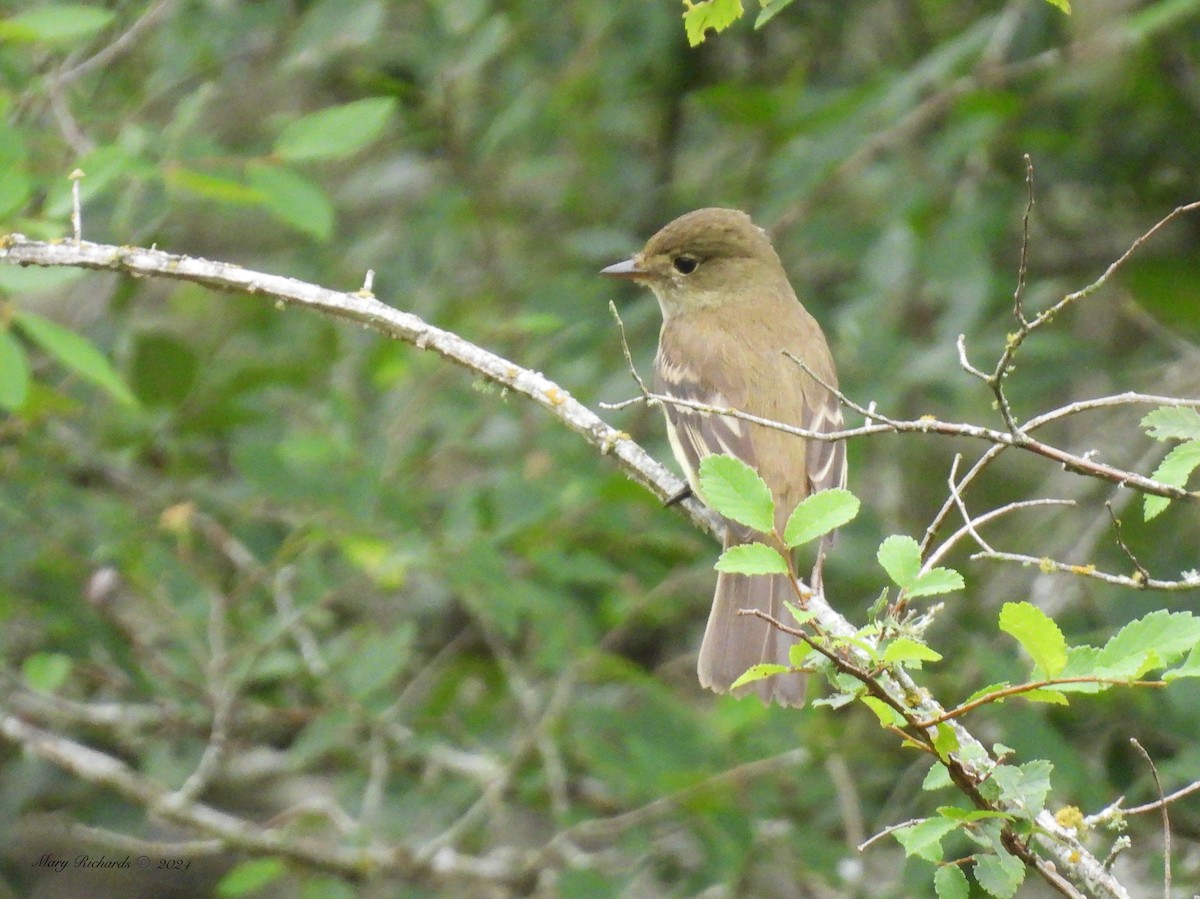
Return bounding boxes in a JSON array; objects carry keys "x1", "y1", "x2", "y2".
[
  {"x1": 164, "y1": 167, "x2": 264, "y2": 205},
  {"x1": 1021, "y1": 688, "x2": 1068, "y2": 705},
  {"x1": 878, "y1": 534, "x2": 921, "y2": 588},
  {"x1": 990, "y1": 760, "x2": 1053, "y2": 817},
  {"x1": 0, "y1": 329, "x2": 30, "y2": 410},
  {"x1": 715, "y1": 542, "x2": 789, "y2": 575},
  {"x1": 1142, "y1": 406, "x2": 1200, "y2": 441},
  {"x1": 14, "y1": 312, "x2": 138, "y2": 406},
  {"x1": 1164, "y1": 646, "x2": 1200, "y2": 681},
  {"x1": 698, "y1": 454, "x2": 776, "y2": 533},
  {"x1": 217, "y1": 858, "x2": 287, "y2": 896},
  {"x1": 923, "y1": 764, "x2": 953, "y2": 791},
  {"x1": 783, "y1": 488, "x2": 859, "y2": 547},
  {"x1": 972, "y1": 850, "x2": 1025, "y2": 898},
  {"x1": 934, "y1": 864, "x2": 970, "y2": 899},
  {"x1": 1144, "y1": 440, "x2": 1200, "y2": 521},
  {"x1": 998, "y1": 602, "x2": 1067, "y2": 677},
  {"x1": 932, "y1": 723, "x2": 959, "y2": 760},
  {"x1": 682, "y1": 0, "x2": 744, "y2": 47},
  {"x1": 1042, "y1": 0, "x2": 1070, "y2": 12},
  {"x1": 247, "y1": 164, "x2": 335, "y2": 241},
  {"x1": 1095, "y1": 609, "x2": 1200, "y2": 676},
  {"x1": 937, "y1": 807, "x2": 1013, "y2": 823},
  {"x1": 0, "y1": 5, "x2": 115, "y2": 44},
  {"x1": 729, "y1": 663, "x2": 788, "y2": 689},
  {"x1": 786, "y1": 602, "x2": 815, "y2": 626},
  {"x1": 862, "y1": 696, "x2": 906, "y2": 727},
  {"x1": 754, "y1": 0, "x2": 795, "y2": 29},
  {"x1": 22, "y1": 652, "x2": 72, "y2": 693},
  {"x1": 907, "y1": 566, "x2": 966, "y2": 598},
  {"x1": 893, "y1": 817, "x2": 959, "y2": 862},
  {"x1": 962, "y1": 681, "x2": 1011, "y2": 705},
  {"x1": 882, "y1": 637, "x2": 943, "y2": 664},
  {"x1": 275, "y1": 97, "x2": 397, "y2": 162}
]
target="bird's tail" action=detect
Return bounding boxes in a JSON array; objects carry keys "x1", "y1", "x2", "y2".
[{"x1": 697, "y1": 568, "x2": 806, "y2": 707}]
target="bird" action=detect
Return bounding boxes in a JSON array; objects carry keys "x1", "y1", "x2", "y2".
[{"x1": 601, "y1": 207, "x2": 845, "y2": 707}]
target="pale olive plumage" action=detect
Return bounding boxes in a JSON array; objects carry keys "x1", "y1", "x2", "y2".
[{"x1": 602, "y1": 208, "x2": 845, "y2": 708}]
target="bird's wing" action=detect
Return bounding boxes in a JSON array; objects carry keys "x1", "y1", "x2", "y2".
[
  {"x1": 802, "y1": 387, "x2": 846, "y2": 494},
  {"x1": 653, "y1": 351, "x2": 754, "y2": 498}
]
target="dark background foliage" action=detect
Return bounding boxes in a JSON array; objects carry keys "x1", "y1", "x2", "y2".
[{"x1": 1, "y1": 0, "x2": 1199, "y2": 895}]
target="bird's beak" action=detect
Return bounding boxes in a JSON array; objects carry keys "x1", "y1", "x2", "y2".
[{"x1": 599, "y1": 256, "x2": 645, "y2": 279}]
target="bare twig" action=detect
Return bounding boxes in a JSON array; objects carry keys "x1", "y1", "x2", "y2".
[
  {"x1": 911, "y1": 677, "x2": 1166, "y2": 729},
  {"x1": 1124, "y1": 778, "x2": 1200, "y2": 817},
  {"x1": 971, "y1": 550, "x2": 1200, "y2": 592},
  {"x1": 1013, "y1": 154, "x2": 1035, "y2": 325},
  {"x1": 608, "y1": 301, "x2": 651, "y2": 397},
  {"x1": 1106, "y1": 502, "x2": 1151, "y2": 585},
  {"x1": 1129, "y1": 738, "x2": 1170, "y2": 898},
  {"x1": 923, "y1": 497, "x2": 1075, "y2": 573},
  {"x1": 55, "y1": 0, "x2": 177, "y2": 85},
  {"x1": 0, "y1": 236, "x2": 724, "y2": 541}
]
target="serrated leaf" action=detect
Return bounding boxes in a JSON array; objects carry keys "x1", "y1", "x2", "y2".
[
  {"x1": 973, "y1": 850, "x2": 1025, "y2": 898},
  {"x1": 878, "y1": 534, "x2": 921, "y2": 588},
  {"x1": 962, "y1": 681, "x2": 1012, "y2": 705},
  {"x1": 893, "y1": 817, "x2": 959, "y2": 862},
  {"x1": 932, "y1": 723, "x2": 959, "y2": 760},
  {"x1": 1043, "y1": 0, "x2": 1070, "y2": 12},
  {"x1": 882, "y1": 637, "x2": 943, "y2": 664},
  {"x1": 1144, "y1": 440, "x2": 1200, "y2": 521},
  {"x1": 907, "y1": 566, "x2": 965, "y2": 598},
  {"x1": 698, "y1": 454, "x2": 776, "y2": 533},
  {"x1": 1051, "y1": 645, "x2": 1106, "y2": 692},
  {"x1": 1142, "y1": 406, "x2": 1200, "y2": 441},
  {"x1": 934, "y1": 863, "x2": 970, "y2": 899},
  {"x1": 998, "y1": 602, "x2": 1067, "y2": 677},
  {"x1": 275, "y1": 97, "x2": 397, "y2": 162},
  {"x1": 682, "y1": 0, "x2": 744, "y2": 46},
  {"x1": 1164, "y1": 646, "x2": 1200, "y2": 681},
  {"x1": 729, "y1": 663, "x2": 788, "y2": 689},
  {"x1": 786, "y1": 601, "x2": 815, "y2": 626},
  {"x1": 862, "y1": 696, "x2": 906, "y2": 727},
  {"x1": 923, "y1": 764, "x2": 954, "y2": 791},
  {"x1": 787, "y1": 641, "x2": 817, "y2": 668},
  {"x1": 715, "y1": 542, "x2": 789, "y2": 575},
  {"x1": 783, "y1": 488, "x2": 859, "y2": 547},
  {"x1": 14, "y1": 312, "x2": 138, "y2": 406},
  {"x1": 990, "y1": 760, "x2": 1053, "y2": 817},
  {"x1": 1021, "y1": 688, "x2": 1068, "y2": 705},
  {"x1": 0, "y1": 329, "x2": 30, "y2": 410},
  {"x1": 937, "y1": 807, "x2": 1013, "y2": 823},
  {"x1": 1095, "y1": 610, "x2": 1200, "y2": 676}
]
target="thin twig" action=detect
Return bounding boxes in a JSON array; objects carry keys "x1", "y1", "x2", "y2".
[
  {"x1": 1129, "y1": 738, "x2": 1170, "y2": 898},
  {"x1": 1124, "y1": 778, "x2": 1200, "y2": 816},
  {"x1": 923, "y1": 498, "x2": 1075, "y2": 573},
  {"x1": 911, "y1": 677, "x2": 1166, "y2": 729},
  {"x1": 1106, "y1": 502, "x2": 1151, "y2": 585},
  {"x1": 608, "y1": 301, "x2": 651, "y2": 397},
  {"x1": 971, "y1": 550, "x2": 1200, "y2": 592},
  {"x1": 1013, "y1": 154, "x2": 1035, "y2": 326}
]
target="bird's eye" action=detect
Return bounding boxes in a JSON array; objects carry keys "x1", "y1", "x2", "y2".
[{"x1": 673, "y1": 256, "x2": 699, "y2": 275}]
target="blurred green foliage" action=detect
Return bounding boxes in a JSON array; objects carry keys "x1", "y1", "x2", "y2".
[{"x1": 1, "y1": 0, "x2": 1199, "y2": 896}]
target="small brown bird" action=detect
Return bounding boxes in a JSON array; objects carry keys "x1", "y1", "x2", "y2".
[{"x1": 602, "y1": 208, "x2": 845, "y2": 707}]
